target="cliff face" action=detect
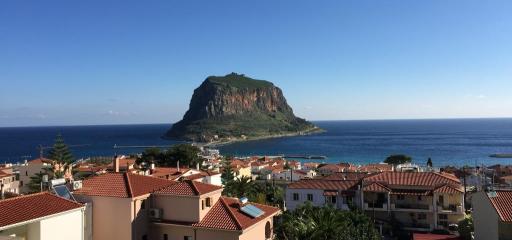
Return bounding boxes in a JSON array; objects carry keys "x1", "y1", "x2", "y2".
[{"x1": 165, "y1": 73, "x2": 318, "y2": 142}]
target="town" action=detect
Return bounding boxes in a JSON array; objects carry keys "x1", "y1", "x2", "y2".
[{"x1": 1, "y1": 139, "x2": 511, "y2": 240}]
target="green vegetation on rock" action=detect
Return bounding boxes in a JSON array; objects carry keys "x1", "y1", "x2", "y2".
[{"x1": 165, "y1": 73, "x2": 319, "y2": 142}]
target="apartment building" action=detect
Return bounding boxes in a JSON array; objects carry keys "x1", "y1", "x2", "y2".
[
  {"x1": 286, "y1": 172, "x2": 465, "y2": 232},
  {"x1": 150, "y1": 180, "x2": 280, "y2": 240},
  {"x1": 472, "y1": 190, "x2": 512, "y2": 240},
  {"x1": 1, "y1": 167, "x2": 19, "y2": 197},
  {"x1": 74, "y1": 172, "x2": 280, "y2": 240},
  {"x1": 73, "y1": 172, "x2": 173, "y2": 240},
  {"x1": 18, "y1": 158, "x2": 53, "y2": 193},
  {"x1": 0, "y1": 192, "x2": 86, "y2": 240}
]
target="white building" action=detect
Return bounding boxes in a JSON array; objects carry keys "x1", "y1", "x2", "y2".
[{"x1": 0, "y1": 192, "x2": 87, "y2": 240}]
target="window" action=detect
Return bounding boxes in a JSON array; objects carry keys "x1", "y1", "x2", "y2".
[
  {"x1": 345, "y1": 196, "x2": 352, "y2": 204},
  {"x1": 265, "y1": 221, "x2": 272, "y2": 239},
  {"x1": 325, "y1": 196, "x2": 336, "y2": 204},
  {"x1": 307, "y1": 194, "x2": 313, "y2": 201},
  {"x1": 206, "y1": 197, "x2": 211, "y2": 207},
  {"x1": 20, "y1": 181, "x2": 23, "y2": 187},
  {"x1": 397, "y1": 195, "x2": 405, "y2": 200},
  {"x1": 201, "y1": 200, "x2": 205, "y2": 210},
  {"x1": 438, "y1": 195, "x2": 444, "y2": 204},
  {"x1": 418, "y1": 196, "x2": 422, "y2": 201},
  {"x1": 163, "y1": 234, "x2": 168, "y2": 240},
  {"x1": 141, "y1": 200, "x2": 146, "y2": 209},
  {"x1": 184, "y1": 236, "x2": 193, "y2": 240},
  {"x1": 25, "y1": 171, "x2": 28, "y2": 176},
  {"x1": 293, "y1": 193, "x2": 299, "y2": 201},
  {"x1": 418, "y1": 213, "x2": 427, "y2": 220}
]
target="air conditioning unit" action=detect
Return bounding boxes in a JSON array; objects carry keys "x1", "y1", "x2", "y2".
[
  {"x1": 149, "y1": 208, "x2": 163, "y2": 220},
  {"x1": 72, "y1": 180, "x2": 83, "y2": 190}
]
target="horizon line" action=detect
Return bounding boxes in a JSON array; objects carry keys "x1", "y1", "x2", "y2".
[{"x1": 1, "y1": 116, "x2": 511, "y2": 128}]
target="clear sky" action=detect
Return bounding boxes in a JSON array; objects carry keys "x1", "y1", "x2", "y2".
[{"x1": 1, "y1": 0, "x2": 511, "y2": 127}]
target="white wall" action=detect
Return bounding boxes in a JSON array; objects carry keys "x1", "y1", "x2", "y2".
[
  {"x1": 472, "y1": 191, "x2": 500, "y2": 240},
  {"x1": 39, "y1": 209, "x2": 84, "y2": 240},
  {"x1": 285, "y1": 189, "x2": 325, "y2": 210}
]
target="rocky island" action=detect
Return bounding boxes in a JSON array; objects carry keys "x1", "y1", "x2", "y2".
[{"x1": 165, "y1": 73, "x2": 321, "y2": 144}]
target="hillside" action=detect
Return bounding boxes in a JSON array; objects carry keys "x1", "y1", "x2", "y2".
[{"x1": 164, "y1": 73, "x2": 320, "y2": 142}]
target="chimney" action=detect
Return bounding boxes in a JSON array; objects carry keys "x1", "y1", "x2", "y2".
[
  {"x1": 177, "y1": 161, "x2": 180, "y2": 172},
  {"x1": 113, "y1": 155, "x2": 120, "y2": 173},
  {"x1": 196, "y1": 163, "x2": 200, "y2": 171},
  {"x1": 151, "y1": 163, "x2": 155, "y2": 170}
]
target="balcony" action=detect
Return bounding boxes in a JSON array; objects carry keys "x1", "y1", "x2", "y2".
[
  {"x1": 364, "y1": 202, "x2": 388, "y2": 211},
  {"x1": 437, "y1": 204, "x2": 463, "y2": 214},
  {"x1": 391, "y1": 203, "x2": 432, "y2": 212},
  {"x1": 402, "y1": 222, "x2": 433, "y2": 231}
]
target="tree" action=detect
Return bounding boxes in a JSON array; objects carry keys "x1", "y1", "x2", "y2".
[
  {"x1": 458, "y1": 215, "x2": 474, "y2": 240},
  {"x1": 275, "y1": 202, "x2": 380, "y2": 240},
  {"x1": 137, "y1": 147, "x2": 163, "y2": 167},
  {"x1": 47, "y1": 134, "x2": 74, "y2": 165},
  {"x1": 28, "y1": 171, "x2": 50, "y2": 193},
  {"x1": 226, "y1": 176, "x2": 256, "y2": 198},
  {"x1": 427, "y1": 158, "x2": 433, "y2": 168},
  {"x1": 384, "y1": 154, "x2": 412, "y2": 166},
  {"x1": 162, "y1": 144, "x2": 202, "y2": 167}
]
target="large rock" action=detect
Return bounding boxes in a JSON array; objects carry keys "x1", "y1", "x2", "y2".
[{"x1": 165, "y1": 73, "x2": 319, "y2": 142}]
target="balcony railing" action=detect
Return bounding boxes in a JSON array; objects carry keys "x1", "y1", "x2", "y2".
[
  {"x1": 364, "y1": 202, "x2": 387, "y2": 211},
  {"x1": 392, "y1": 203, "x2": 431, "y2": 211},
  {"x1": 437, "y1": 204, "x2": 462, "y2": 213}
]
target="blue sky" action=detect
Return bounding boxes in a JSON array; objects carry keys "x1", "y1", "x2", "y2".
[{"x1": 1, "y1": 0, "x2": 511, "y2": 127}]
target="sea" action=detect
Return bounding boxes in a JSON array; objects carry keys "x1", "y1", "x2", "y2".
[{"x1": 1, "y1": 119, "x2": 511, "y2": 167}]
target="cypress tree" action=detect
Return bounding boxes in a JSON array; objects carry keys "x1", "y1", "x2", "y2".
[{"x1": 47, "y1": 134, "x2": 74, "y2": 164}]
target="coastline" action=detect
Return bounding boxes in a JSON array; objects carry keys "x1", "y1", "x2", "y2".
[{"x1": 199, "y1": 127, "x2": 325, "y2": 148}]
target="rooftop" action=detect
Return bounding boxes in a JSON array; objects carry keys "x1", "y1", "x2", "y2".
[
  {"x1": 287, "y1": 179, "x2": 359, "y2": 191},
  {"x1": 192, "y1": 197, "x2": 280, "y2": 231},
  {"x1": 73, "y1": 172, "x2": 174, "y2": 198},
  {"x1": 154, "y1": 180, "x2": 222, "y2": 196},
  {"x1": 363, "y1": 172, "x2": 461, "y2": 187},
  {"x1": 488, "y1": 190, "x2": 512, "y2": 222},
  {"x1": 0, "y1": 192, "x2": 83, "y2": 229}
]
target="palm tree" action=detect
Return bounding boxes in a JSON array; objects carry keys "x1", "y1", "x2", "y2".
[{"x1": 230, "y1": 176, "x2": 256, "y2": 198}]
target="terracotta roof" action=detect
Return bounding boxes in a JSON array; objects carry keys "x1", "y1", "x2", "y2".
[
  {"x1": 413, "y1": 233, "x2": 461, "y2": 240},
  {"x1": 74, "y1": 173, "x2": 173, "y2": 198},
  {"x1": 0, "y1": 170, "x2": 13, "y2": 178},
  {"x1": 27, "y1": 157, "x2": 53, "y2": 164},
  {"x1": 287, "y1": 179, "x2": 359, "y2": 191},
  {"x1": 0, "y1": 192, "x2": 83, "y2": 228},
  {"x1": 364, "y1": 172, "x2": 461, "y2": 186},
  {"x1": 154, "y1": 180, "x2": 222, "y2": 196},
  {"x1": 363, "y1": 182, "x2": 391, "y2": 192},
  {"x1": 488, "y1": 190, "x2": 512, "y2": 222},
  {"x1": 193, "y1": 197, "x2": 280, "y2": 231},
  {"x1": 433, "y1": 184, "x2": 463, "y2": 194},
  {"x1": 151, "y1": 167, "x2": 190, "y2": 179},
  {"x1": 322, "y1": 172, "x2": 369, "y2": 181},
  {"x1": 358, "y1": 163, "x2": 393, "y2": 173}
]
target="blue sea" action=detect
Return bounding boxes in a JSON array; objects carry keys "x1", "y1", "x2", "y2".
[{"x1": 1, "y1": 119, "x2": 511, "y2": 167}]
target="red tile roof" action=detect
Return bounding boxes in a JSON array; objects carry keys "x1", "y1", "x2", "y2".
[
  {"x1": 364, "y1": 172, "x2": 460, "y2": 186},
  {"x1": 433, "y1": 184, "x2": 463, "y2": 194},
  {"x1": 488, "y1": 190, "x2": 512, "y2": 222},
  {"x1": 154, "y1": 180, "x2": 222, "y2": 196},
  {"x1": 74, "y1": 173, "x2": 173, "y2": 198},
  {"x1": 0, "y1": 192, "x2": 83, "y2": 228},
  {"x1": 322, "y1": 172, "x2": 370, "y2": 181},
  {"x1": 193, "y1": 197, "x2": 280, "y2": 231},
  {"x1": 27, "y1": 157, "x2": 53, "y2": 165},
  {"x1": 413, "y1": 233, "x2": 461, "y2": 240},
  {"x1": 287, "y1": 179, "x2": 359, "y2": 191},
  {"x1": 363, "y1": 182, "x2": 390, "y2": 192}
]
